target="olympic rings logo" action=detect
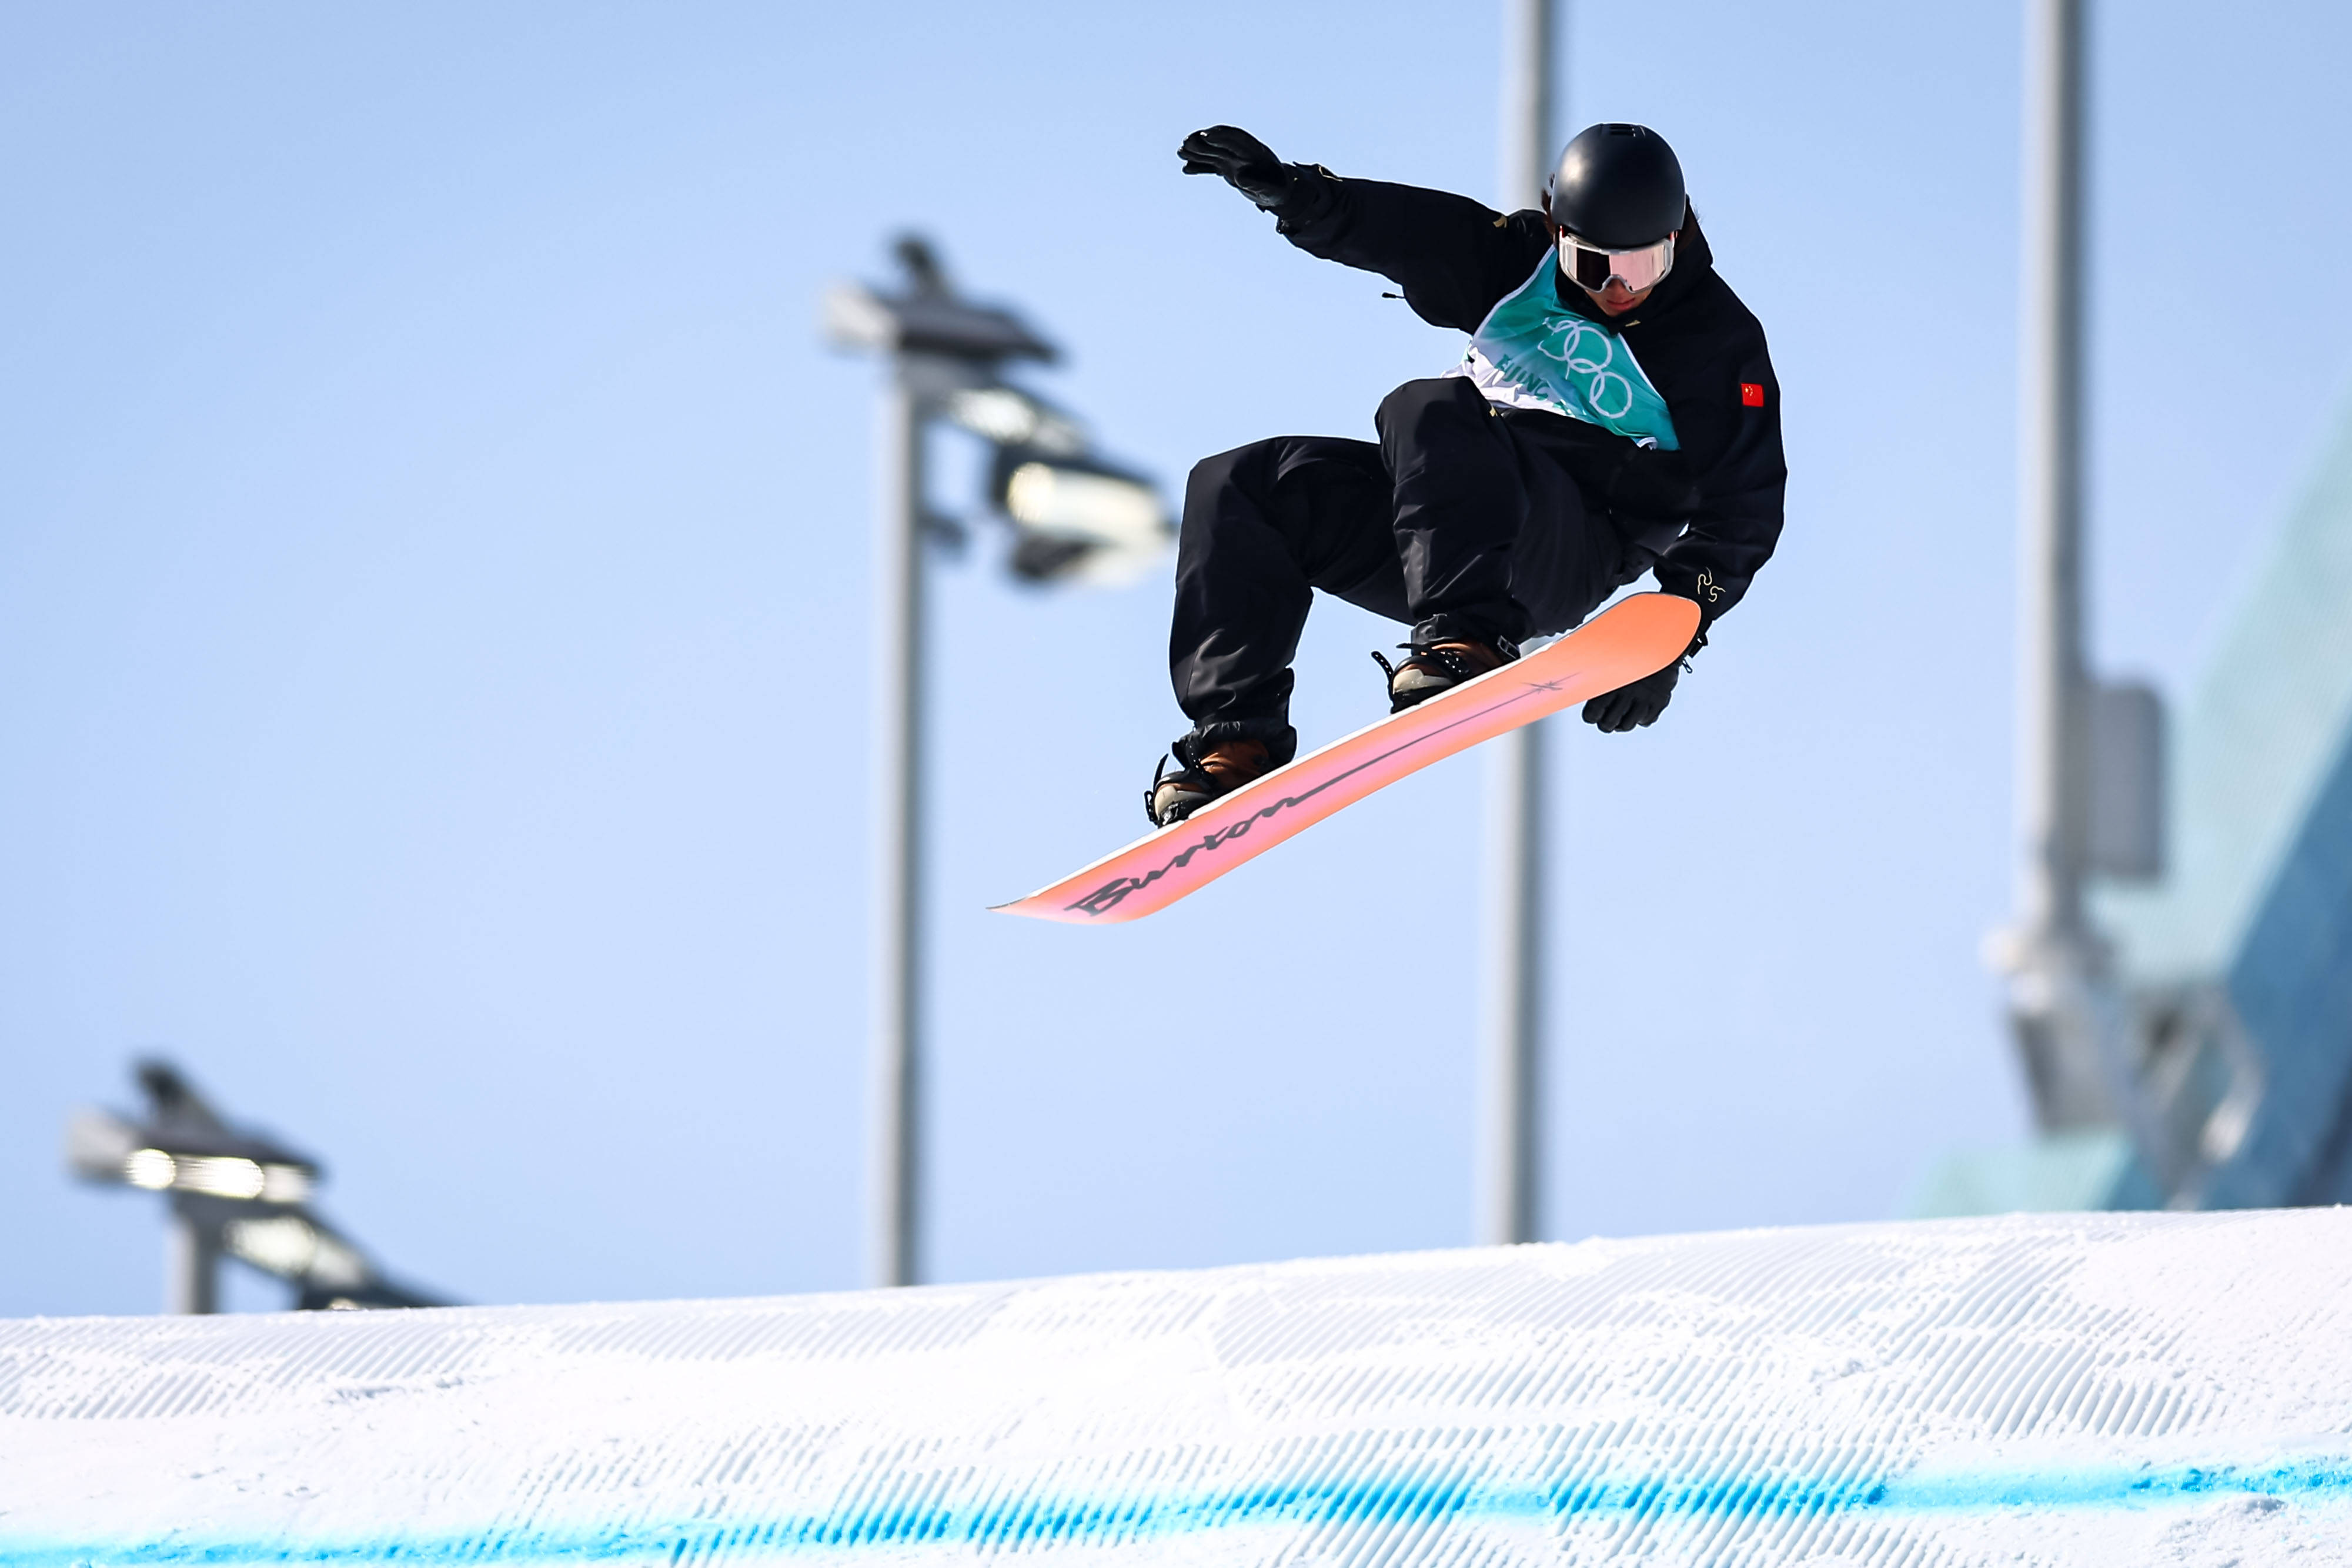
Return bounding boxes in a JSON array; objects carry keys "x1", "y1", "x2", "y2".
[
  {"x1": 1538, "y1": 319, "x2": 1636, "y2": 421},
  {"x1": 1544, "y1": 320, "x2": 1613, "y2": 372},
  {"x1": 1583, "y1": 371, "x2": 1635, "y2": 420}
]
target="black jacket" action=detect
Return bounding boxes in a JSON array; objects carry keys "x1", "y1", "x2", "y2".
[{"x1": 1272, "y1": 170, "x2": 1786, "y2": 631}]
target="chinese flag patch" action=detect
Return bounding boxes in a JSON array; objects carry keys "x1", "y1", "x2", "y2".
[{"x1": 1740, "y1": 382, "x2": 1766, "y2": 407}]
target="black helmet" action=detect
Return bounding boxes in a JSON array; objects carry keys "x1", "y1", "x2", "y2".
[{"x1": 1545, "y1": 123, "x2": 1686, "y2": 249}]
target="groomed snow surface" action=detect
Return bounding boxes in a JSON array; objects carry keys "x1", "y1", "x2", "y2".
[{"x1": 4, "y1": 1209, "x2": 2349, "y2": 1566}]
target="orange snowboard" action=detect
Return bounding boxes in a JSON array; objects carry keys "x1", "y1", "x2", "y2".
[{"x1": 994, "y1": 591, "x2": 1700, "y2": 924}]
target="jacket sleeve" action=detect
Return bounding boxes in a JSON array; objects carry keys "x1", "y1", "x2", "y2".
[
  {"x1": 1651, "y1": 315, "x2": 1786, "y2": 634},
  {"x1": 1271, "y1": 172, "x2": 1552, "y2": 333}
]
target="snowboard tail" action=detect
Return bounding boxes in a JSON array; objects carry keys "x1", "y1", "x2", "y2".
[{"x1": 994, "y1": 591, "x2": 1700, "y2": 924}]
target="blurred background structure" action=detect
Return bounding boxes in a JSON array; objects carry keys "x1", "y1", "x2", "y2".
[
  {"x1": 2092, "y1": 409, "x2": 2352, "y2": 1208},
  {"x1": 1918, "y1": 0, "x2": 2352, "y2": 1217},
  {"x1": 6, "y1": 1, "x2": 2352, "y2": 1316},
  {"x1": 1925, "y1": 399, "x2": 2352, "y2": 1214},
  {"x1": 824, "y1": 237, "x2": 1168, "y2": 1287},
  {"x1": 66, "y1": 1062, "x2": 447, "y2": 1311}
]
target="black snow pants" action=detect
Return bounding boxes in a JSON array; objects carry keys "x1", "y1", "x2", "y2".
[{"x1": 1170, "y1": 376, "x2": 1629, "y2": 758}]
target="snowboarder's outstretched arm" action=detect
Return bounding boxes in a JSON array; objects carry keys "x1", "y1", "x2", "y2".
[{"x1": 1178, "y1": 126, "x2": 1549, "y2": 330}]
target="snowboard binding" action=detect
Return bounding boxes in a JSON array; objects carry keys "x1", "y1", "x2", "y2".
[
  {"x1": 1146, "y1": 732, "x2": 1281, "y2": 828},
  {"x1": 1372, "y1": 633, "x2": 1521, "y2": 714}
]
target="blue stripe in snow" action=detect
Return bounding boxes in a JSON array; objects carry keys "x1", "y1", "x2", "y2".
[{"x1": 8, "y1": 1457, "x2": 2350, "y2": 1564}]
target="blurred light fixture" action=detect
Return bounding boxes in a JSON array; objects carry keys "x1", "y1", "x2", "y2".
[
  {"x1": 941, "y1": 386, "x2": 1087, "y2": 456},
  {"x1": 823, "y1": 236, "x2": 1173, "y2": 597},
  {"x1": 222, "y1": 1214, "x2": 370, "y2": 1290},
  {"x1": 65, "y1": 1059, "x2": 450, "y2": 1314},
  {"x1": 103, "y1": 1148, "x2": 317, "y2": 1203},
  {"x1": 68, "y1": 1090, "x2": 318, "y2": 1202},
  {"x1": 122, "y1": 1146, "x2": 175, "y2": 1190},
  {"x1": 993, "y1": 449, "x2": 1172, "y2": 588}
]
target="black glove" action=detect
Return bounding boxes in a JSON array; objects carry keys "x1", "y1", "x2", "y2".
[
  {"x1": 1582, "y1": 657, "x2": 1681, "y2": 733},
  {"x1": 1606, "y1": 446, "x2": 1700, "y2": 522},
  {"x1": 1178, "y1": 125, "x2": 1294, "y2": 209}
]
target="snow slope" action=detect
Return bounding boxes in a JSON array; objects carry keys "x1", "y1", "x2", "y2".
[{"x1": 4, "y1": 1210, "x2": 2349, "y2": 1566}]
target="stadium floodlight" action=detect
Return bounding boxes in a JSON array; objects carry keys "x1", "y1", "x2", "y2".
[
  {"x1": 940, "y1": 385, "x2": 1087, "y2": 457},
  {"x1": 824, "y1": 235, "x2": 1171, "y2": 1288},
  {"x1": 821, "y1": 241, "x2": 1060, "y2": 366},
  {"x1": 69, "y1": 1106, "x2": 317, "y2": 1206},
  {"x1": 823, "y1": 239, "x2": 1171, "y2": 590},
  {"x1": 65, "y1": 1060, "x2": 450, "y2": 1313},
  {"x1": 991, "y1": 447, "x2": 1171, "y2": 587}
]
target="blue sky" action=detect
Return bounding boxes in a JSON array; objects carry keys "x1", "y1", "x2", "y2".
[{"x1": 5, "y1": 1, "x2": 2350, "y2": 1315}]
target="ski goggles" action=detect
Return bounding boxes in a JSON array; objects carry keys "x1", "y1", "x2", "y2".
[{"x1": 1558, "y1": 231, "x2": 1676, "y2": 294}]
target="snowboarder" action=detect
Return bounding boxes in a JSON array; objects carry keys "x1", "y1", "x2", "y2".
[{"x1": 1147, "y1": 122, "x2": 1786, "y2": 827}]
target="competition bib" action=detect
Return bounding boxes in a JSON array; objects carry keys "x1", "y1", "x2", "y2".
[{"x1": 1444, "y1": 256, "x2": 1681, "y2": 450}]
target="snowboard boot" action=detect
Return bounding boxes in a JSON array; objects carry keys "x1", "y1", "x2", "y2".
[
  {"x1": 1372, "y1": 633, "x2": 1521, "y2": 713},
  {"x1": 1147, "y1": 735, "x2": 1275, "y2": 827}
]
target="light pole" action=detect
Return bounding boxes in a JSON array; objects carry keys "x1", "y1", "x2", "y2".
[
  {"x1": 826, "y1": 239, "x2": 1170, "y2": 1288},
  {"x1": 1993, "y1": 0, "x2": 2219, "y2": 1199},
  {"x1": 873, "y1": 353, "x2": 934, "y2": 1294},
  {"x1": 66, "y1": 1059, "x2": 447, "y2": 1312},
  {"x1": 1481, "y1": 0, "x2": 1558, "y2": 1249},
  {"x1": 2003, "y1": 0, "x2": 2118, "y2": 1131}
]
